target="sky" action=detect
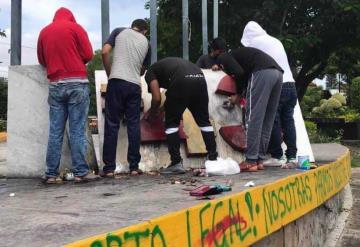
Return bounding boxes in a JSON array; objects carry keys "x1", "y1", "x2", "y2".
[{"x1": 0, "y1": 0, "x2": 149, "y2": 75}]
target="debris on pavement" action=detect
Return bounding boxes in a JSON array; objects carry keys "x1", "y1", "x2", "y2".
[
  {"x1": 9, "y1": 193, "x2": 15, "y2": 197},
  {"x1": 244, "y1": 181, "x2": 255, "y2": 187}
]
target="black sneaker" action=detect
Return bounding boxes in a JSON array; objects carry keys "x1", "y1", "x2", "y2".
[{"x1": 159, "y1": 162, "x2": 186, "y2": 175}]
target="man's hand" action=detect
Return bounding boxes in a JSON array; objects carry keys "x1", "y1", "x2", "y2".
[
  {"x1": 211, "y1": 64, "x2": 221, "y2": 71},
  {"x1": 145, "y1": 108, "x2": 161, "y2": 123}
]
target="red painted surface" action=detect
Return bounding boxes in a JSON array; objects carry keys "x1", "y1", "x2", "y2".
[
  {"x1": 140, "y1": 111, "x2": 186, "y2": 144},
  {"x1": 215, "y1": 75, "x2": 237, "y2": 96},
  {"x1": 219, "y1": 125, "x2": 247, "y2": 152}
]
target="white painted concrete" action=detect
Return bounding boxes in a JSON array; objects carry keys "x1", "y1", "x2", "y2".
[{"x1": 7, "y1": 65, "x2": 96, "y2": 177}]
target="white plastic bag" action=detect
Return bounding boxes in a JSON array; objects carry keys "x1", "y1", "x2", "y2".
[{"x1": 205, "y1": 157, "x2": 240, "y2": 176}]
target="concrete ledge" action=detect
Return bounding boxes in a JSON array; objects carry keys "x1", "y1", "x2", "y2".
[{"x1": 66, "y1": 149, "x2": 351, "y2": 247}]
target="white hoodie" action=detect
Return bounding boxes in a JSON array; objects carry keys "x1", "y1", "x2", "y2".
[{"x1": 241, "y1": 21, "x2": 295, "y2": 83}]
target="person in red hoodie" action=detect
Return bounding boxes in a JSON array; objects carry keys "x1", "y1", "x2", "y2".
[{"x1": 37, "y1": 7, "x2": 99, "y2": 183}]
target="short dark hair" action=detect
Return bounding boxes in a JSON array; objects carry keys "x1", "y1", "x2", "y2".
[
  {"x1": 210, "y1": 37, "x2": 227, "y2": 51},
  {"x1": 131, "y1": 19, "x2": 148, "y2": 32}
]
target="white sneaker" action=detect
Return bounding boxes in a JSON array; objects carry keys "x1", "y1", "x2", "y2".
[{"x1": 263, "y1": 157, "x2": 287, "y2": 167}]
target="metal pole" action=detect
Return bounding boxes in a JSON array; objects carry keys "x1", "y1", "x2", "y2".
[
  {"x1": 213, "y1": 0, "x2": 218, "y2": 38},
  {"x1": 182, "y1": 0, "x2": 189, "y2": 60},
  {"x1": 202, "y1": 0, "x2": 208, "y2": 55},
  {"x1": 150, "y1": 0, "x2": 157, "y2": 63},
  {"x1": 10, "y1": 0, "x2": 22, "y2": 65},
  {"x1": 101, "y1": 0, "x2": 110, "y2": 45}
]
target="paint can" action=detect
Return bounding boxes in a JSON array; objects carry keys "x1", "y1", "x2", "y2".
[{"x1": 298, "y1": 155, "x2": 310, "y2": 170}]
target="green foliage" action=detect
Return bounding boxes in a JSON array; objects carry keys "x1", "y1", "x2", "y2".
[
  {"x1": 86, "y1": 50, "x2": 103, "y2": 116},
  {"x1": 311, "y1": 95, "x2": 344, "y2": 118},
  {"x1": 150, "y1": 0, "x2": 360, "y2": 100},
  {"x1": 343, "y1": 109, "x2": 360, "y2": 122},
  {"x1": 300, "y1": 86, "x2": 323, "y2": 117},
  {"x1": 332, "y1": 93, "x2": 346, "y2": 105},
  {"x1": 310, "y1": 91, "x2": 360, "y2": 122},
  {"x1": 305, "y1": 121, "x2": 343, "y2": 143},
  {"x1": 349, "y1": 76, "x2": 360, "y2": 112}
]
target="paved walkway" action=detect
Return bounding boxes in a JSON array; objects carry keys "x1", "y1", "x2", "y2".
[
  {"x1": 337, "y1": 168, "x2": 360, "y2": 246},
  {"x1": 0, "y1": 144, "x2": 348, "y2": 246}
]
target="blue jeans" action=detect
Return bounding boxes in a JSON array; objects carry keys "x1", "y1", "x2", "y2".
[
  {"x1": 268, "y1": 82, "x2": 297, "y2": 159},
  {"x1": 45, "y1": 83, "x2": 90, "y2": 177},
  {"x1": 103, "y1": 79, "x2": 141, "y2": 173}
]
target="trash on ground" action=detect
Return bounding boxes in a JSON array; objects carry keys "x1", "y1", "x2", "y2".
[
  {"x1": 55, "y1": 195, "x2": 68, "y2": 199},
  {"x1": 189, "y1": 183, "x2": 231, "y2": 197},
  {"x1": 9, "y1": 193, "x2": 15, "y2": 197},
  {"x1": 192, "y1": 168, "x2": 206, "y2": 177},
  {"x1": 103, "y1": 193, "x2": 116, "y2": 197},
  {"x1": 196, "y1": 196, "x2": 215, "y2": 200},
  {"x1": 64, "y1": 172, "x2": 74, "y2": 181},
  {"x1": 205, "y1": 157, "x2": 240, "y2": 176},
  {"x1": 244, "y1": 181, "x2": 255, "y2": 187}
]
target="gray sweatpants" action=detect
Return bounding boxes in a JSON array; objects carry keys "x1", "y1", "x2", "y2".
[{"x1": 245, "y1": 68, "x2": 283, "y2": 161}]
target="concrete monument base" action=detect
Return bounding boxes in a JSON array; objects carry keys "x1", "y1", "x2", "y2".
[{"x1": 7, "y1": 65, "x2": 97, "y2": 177}]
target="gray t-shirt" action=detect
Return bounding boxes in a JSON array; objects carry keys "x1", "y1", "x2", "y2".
[{"x1": 106, "y1": 28, "x2": 150, "y2": 86}]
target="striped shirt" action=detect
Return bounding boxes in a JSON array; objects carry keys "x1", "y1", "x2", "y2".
[{"x1": 106, "y1": 28, "x2": 150, "y2": 86}]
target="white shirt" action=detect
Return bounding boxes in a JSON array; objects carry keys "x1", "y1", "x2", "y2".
[{"x1": 241, "y1": 21, "x2": 295, "y2": 83}]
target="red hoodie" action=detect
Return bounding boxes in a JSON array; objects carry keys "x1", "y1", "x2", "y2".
[{"x1": 37, "y1": 7, "x2": 93, "y2": 82}]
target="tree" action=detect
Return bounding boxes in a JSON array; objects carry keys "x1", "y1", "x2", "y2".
[
  {"x1": 86, "y1": 49, "x2": 103, "y2": 116},
  {"x1": 149, "y1": 0, "x2": 360, "y2": 101}
]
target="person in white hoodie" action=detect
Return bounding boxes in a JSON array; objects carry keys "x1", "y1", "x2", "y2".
[{"x1": 241, "y1": 21, "x2": 297, "y2": 167}]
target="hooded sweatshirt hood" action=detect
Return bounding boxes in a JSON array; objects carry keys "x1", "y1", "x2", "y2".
[
  {"x1": 241, "y1": 21, "x2": 267, "y2": 47},
  {"x1": 240, "y1": 21, "x2": 295, "y2": 83},
  {"x1": 53, "y1": 7, "x2": 76, "y2": 23},
  {"x1": 37, "y1": 7, "x2": 93, "y2": 82}
]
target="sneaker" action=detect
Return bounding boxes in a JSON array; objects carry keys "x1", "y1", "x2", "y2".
[
  {"x1": 263, "y1": 157, "x2": 287, "y2": 167},
  {"x1": 159, "y1": 162, "x2": 186, "y2": 175}
]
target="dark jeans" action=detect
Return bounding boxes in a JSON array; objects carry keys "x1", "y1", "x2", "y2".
[
  {"x1": 103, "y1": 79, "x2": 141, "y2": 173},
  {"x1": 46, "y1": 83, "x2": 90, "y2": 177},
  {"x1": 268, "y1": 82, "x2": 297, "y2": 159}
]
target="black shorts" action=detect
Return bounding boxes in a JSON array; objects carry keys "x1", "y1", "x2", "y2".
[{"x1": 164, "y1": 77, "x2": 211, "y2": 129}]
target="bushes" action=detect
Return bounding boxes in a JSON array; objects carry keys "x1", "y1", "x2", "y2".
[
  {"x1": 300, "y1": 86, "x2": 323, "y2": 117},
  {"x1": 305, "y1": 121, "x2": 343, "y2": 143},
  {"x1": 349, "y1": 76, "x2": 360, "y2": 112},
  {"x1": 311, "y1": 93, "x2": 346, "y2": 118}
]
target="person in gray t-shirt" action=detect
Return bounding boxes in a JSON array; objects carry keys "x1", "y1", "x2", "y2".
[
  {"x1": 101, "y1": 19, "x2": 151, "y2": 177},
  {"x1": 196, "y1": 37, "x2": 227, "y2": 70}
]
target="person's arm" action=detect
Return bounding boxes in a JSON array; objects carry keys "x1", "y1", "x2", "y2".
[
  {"x1": 76, "y1": 25, "x2": 93, "y2": 64},
  {"x1": 149, "y1": 79, "x2": 161, "y2": 115},
  {"x1": 218, "y1": 53, "x2": 247, "y2": 94},
  {"x1": 141, "y1": 45, "x2": 151, "y2": 76},
  {"x1": 101, "y1": 28, "x2": 125, "y2": 78},
  {"x1": 196, "y1": 55, "x2": 205, "y2": 68},
  {"x1": 102, "y1": 44, "x2": 112, "y2": 78},
  {"x1": 37, "y1": 34, "x2": 46, "y2": 66}
]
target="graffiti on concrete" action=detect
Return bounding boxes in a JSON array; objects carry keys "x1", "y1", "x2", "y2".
[{"x1": 66, "y1": 151, "x2": 350, "y2": 247}]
